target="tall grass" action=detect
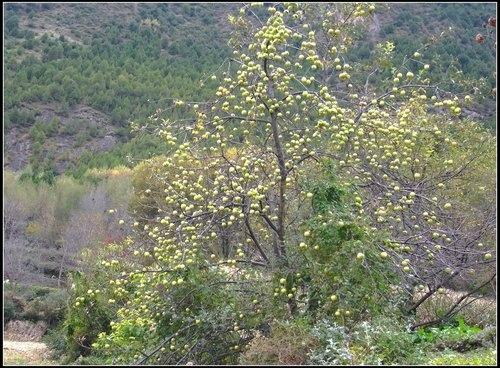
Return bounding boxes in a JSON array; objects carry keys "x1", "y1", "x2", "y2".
[{"x1": 414, "y1": 288, "x2": 496, "y2": 328}]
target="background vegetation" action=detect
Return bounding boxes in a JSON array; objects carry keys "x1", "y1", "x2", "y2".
[{"x1": 3, "y1": 2, "x2": 496, "y2": 181}]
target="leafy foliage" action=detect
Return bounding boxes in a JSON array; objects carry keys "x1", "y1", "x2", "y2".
[
  {"x1": 415, "y1": 317, "x2": 483, "y2": 344},
  {"x1": 3, "y1": 283, "x2": 68, "y2": 328}
]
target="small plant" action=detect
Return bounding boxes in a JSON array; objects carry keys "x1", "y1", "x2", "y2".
[
  {"x1": 308, "y1": 317, "x2": 424, "y2": 365},
  {"x1": 307, "y1": 320, "x2": 353, "y2": 365},
  {"x1": 414, "y1": 317, "x2": 496, "y2": 359},
  {"x1": 3, "y1": 284, "x2": 68, "y2": 327},
  {"x1": 415, "y1": 317, "x2": 483, "y2": 344},
  {"x1": 352, "y1": 318, "x2": 422, "y2": 365},
  {"x1": 60, "y1": 264, "x2": 124, "y2": 362},
  {"x1": 3, "y1": 297, "x2": 22, "y2": 325},
  {"x1": 43, "y1": 326, "x2": 69, "y2": 362}
]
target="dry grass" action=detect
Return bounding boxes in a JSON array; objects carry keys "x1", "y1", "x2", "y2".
[
  {"x1": 3, "y1": 320, "x2": 47, "y2": 342},
  {"x1": 238, "y1": 321, "x2": 321, "y2": 365},
  {"x1": 414, "y1": 288, "x2": 497, "y2": 328},
  {"x1": 3, "y1": 341, "x2": 58, "y2": 366}
]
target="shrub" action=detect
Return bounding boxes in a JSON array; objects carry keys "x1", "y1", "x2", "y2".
[
  {"x1": 306, "y1": 320, "x2": 353, "y2": 365},
  {"x1": 58, "y1": 239, "x2": 138, "y2": 363},
  {"x1": 21, "y1": 288, "x2": 69, "y2": 327},
  {"x1": 3, "y1": 285, "x2": 68, "y2": 327},
  {"x1": 4, "y1": 286, "x2": 26, "y2": 324},
  {"x1": 415, "y1": 317, "x2": 481, "y2": 343},
  {"x1": 4, "y1": 297, "x2": 21, "y2": 325},
  {"x1": 45, "y1": 324, "x2": 109, "y2": 366},
  {"x1": 26, "y1": 285, "x2": 53, "y2": 298},
  {"x1": 308, "y1": 317, "x2": 424, "y2": 365},
  {"x1": 351, "y1": 318, "x2": 422, "y2": 365},
  {"x1": 61, "y1": 270, "x2": 119, "y2": 362},
  {"x1": 44, "y1": 326, "x2": 68, "y2": 361},
  {"x1": 281, "y1": 162, "x2": 406, "y2": 324},
  {"x1": 414, "y1": 317, "x2": 496, "y2": 355}
]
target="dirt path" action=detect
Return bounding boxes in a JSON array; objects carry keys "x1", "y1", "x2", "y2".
[{"x1": 3, "y1": 341, "x2": 58, "y2": 366}]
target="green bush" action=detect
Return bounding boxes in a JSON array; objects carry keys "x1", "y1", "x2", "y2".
[
  {"x1": 3, "y1": 285, "x2": 67, "y2": 327},
  {"x1": 3, "y1": 297, "x2": 21, "y2": 325},
  {"x1": 60, "y1": 270, "x2": 119, "y2": 362},
  {"x1": 350, "y1": 318, "x2": 422, "y2": 365},
  {"x1": 414, "y1": 317, "x2": 496, "y2": 357},
  {"x1": 18, "y1": 287, "x2": 68, "y2": 327},
  {"x1": 43, "y1": 326, "x2": 69, "y2": 361},
  {"x1": 306, "y1": 320, "x2": 354, "y2": 365},
  {"x1": 4, "y1": 285, "x2": 26, "y2": 322},
  {"x1": 290, "y1": 162, "x2": 405, "y2": 323},
  {"x1": 54, "y1": 239, "x2": 141, "y2": 363},
  {"x1": 90, "y1": 259, "x2": 273, "y2": 365},
  {"x1": 45, "y1": 323, "x2": 109, "y2": 365},
  {"x1": 415, "y1": 317, "x2": 482, "y2": 344},
  {"x1": 25, "y1": 285, "x2": 53, "y2": 298}
]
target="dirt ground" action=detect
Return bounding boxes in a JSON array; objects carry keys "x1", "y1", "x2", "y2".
[{"x1": 3, "y1": 341, "x2": 58, "y2": 366}]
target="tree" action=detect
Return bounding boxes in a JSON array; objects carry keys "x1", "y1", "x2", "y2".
[
  {"x1": 4, "y1": 172, "x2": 37, "y2": 284},
  {"x1": 5, "y1": 13, "x2": 20, "y2": 37},
  {"x1": 58, "y1": 189, "x2": 108, "y2": 287},
  {"x1": 68, "y1": 3, "x2": 495, "y2": 364},
  {"x1": 74, "y1": 5, "x2": 390, "y2": 364},
  {"x1": 327, "y1": 95, "x2": 496, "y2": 327}
]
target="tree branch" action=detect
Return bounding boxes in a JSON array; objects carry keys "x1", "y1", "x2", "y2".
[{"x1": 410, "y1": 273, "x2": 496, "y2": 330}]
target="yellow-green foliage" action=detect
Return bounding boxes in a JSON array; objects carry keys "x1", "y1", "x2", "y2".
[
  {"x1": 4, "y1": 170, "x2": 40, "y2": 213},
  {"x1": 427, "y1": 348, "x2": 497, "y2": 365},
  {"x1": 61, "y1": 238, "x2": 136, "y2": 363},
  {"x1": 25, "y1": 221, "x2": 43, "y2": 237},
  {"x1": 53, "y1": 175, "x2": 92, "y2": 221}
]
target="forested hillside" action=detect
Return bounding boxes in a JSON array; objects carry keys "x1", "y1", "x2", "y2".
[
  {"x1": 3, "y1": 2, "x2": 496, "y2": 182},
  {"x1": 3, "y1": 3, "x2": 496, "y2": 366},
  {"x1": 4, "y1": 2, "x2": 236, "y2": 181}
]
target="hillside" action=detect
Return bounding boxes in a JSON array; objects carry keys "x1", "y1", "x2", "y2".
[
  {"x1": 4, "y1": 2, "x2": 237, "y2": 181},
  {"x1": 3, "y1": 2, "x2": 496, "y2": 182}
]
